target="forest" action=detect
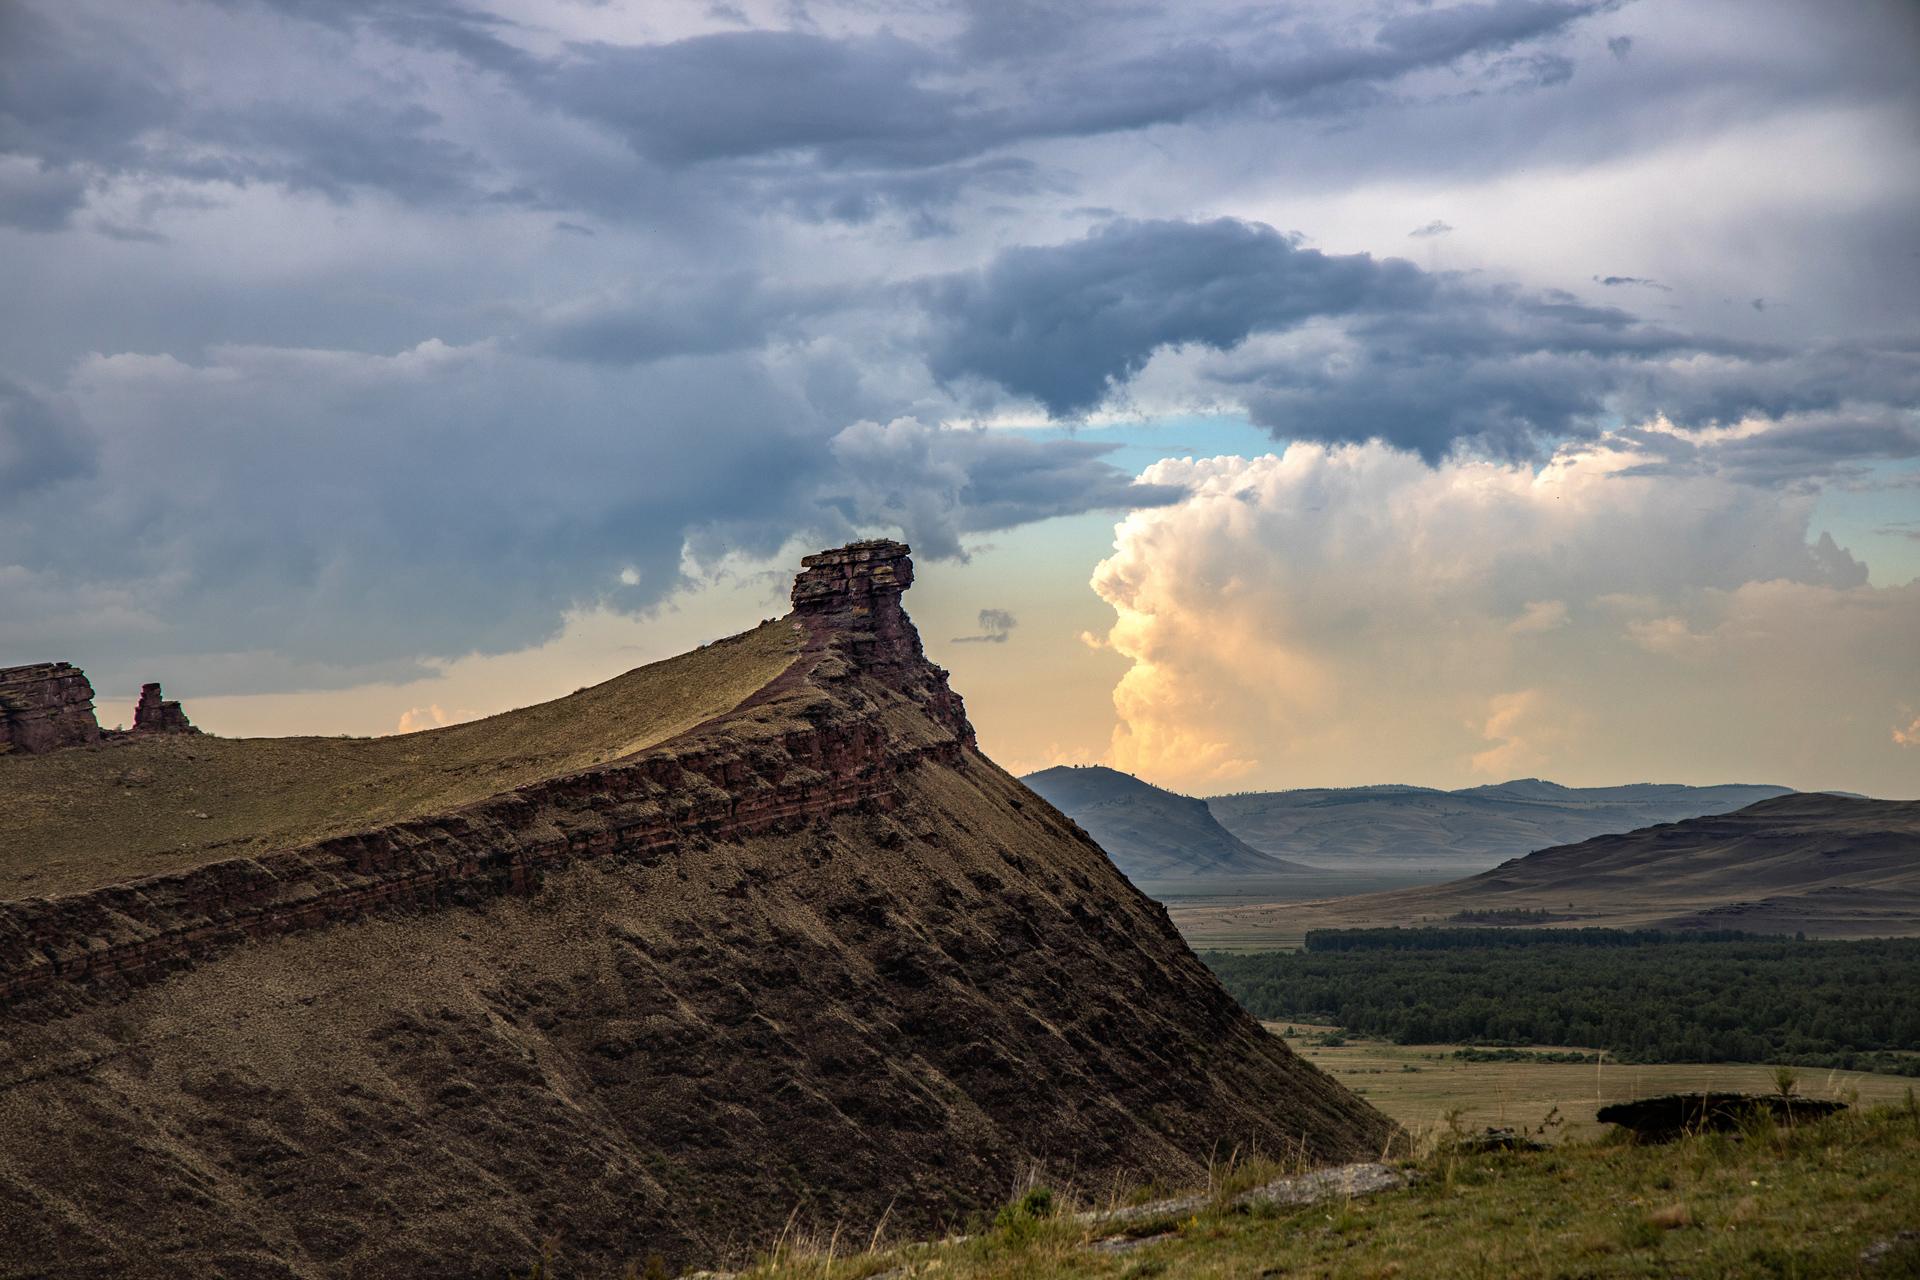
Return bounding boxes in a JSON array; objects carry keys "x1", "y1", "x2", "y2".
[{"x1": 1205, "y1": 930, "x2": 1920, "y2": 1074}]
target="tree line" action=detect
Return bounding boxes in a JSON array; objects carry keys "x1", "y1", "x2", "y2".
[{"x1": 1204, "y1": 930, "x2": 1920, "y2": 1075}]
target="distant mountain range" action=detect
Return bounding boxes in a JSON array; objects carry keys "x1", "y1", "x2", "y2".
[
  {"x1": 1192, "y1": 793, "x2": 1920, "y2": 939},
  {"x1": 1020, "y1": 766, "x2": 1796, "y2": 879},
  {"x1": 1021, "y1": 765, "x2": 1321, "y2": 881},
  {"x1": 1206, "y1": 778, "x2": 1794, "y2": 872}
]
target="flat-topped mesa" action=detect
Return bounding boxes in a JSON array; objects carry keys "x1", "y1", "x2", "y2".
[
  {"x1": 0, "y1": 663, "x2": 102, "y2": 755},
  {"x1": 131, "y1": 682, "x2": 197, "y2": 736},
  {"x1": 790, "y1": 538, "x2": 974, "y2": 747}
]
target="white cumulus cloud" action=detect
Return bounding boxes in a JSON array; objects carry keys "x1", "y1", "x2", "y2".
[{"x1": 1088, "y1": 434, "x2": 1920, "y2": 793}]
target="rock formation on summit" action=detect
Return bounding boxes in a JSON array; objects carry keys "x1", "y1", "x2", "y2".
[
  {"x1": 0, "y1": 662, "x2": 101, "y2": 755},
  {"x1": 131, "y1": 681, "x2": 198, "y2": 735},
  {"x1": 0, "y1": 539, "x2": 1394, "y2": 1278},
  {"x1": 0, "y1": 664, "x2": 198, "y2": 753}
]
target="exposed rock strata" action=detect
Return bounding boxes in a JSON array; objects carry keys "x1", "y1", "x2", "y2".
[
  {"x1": 0, "y1": 662, "x2": 101, "y2": 755},
  {"x1": 0, "y1": 539, "x2": 1396, "y2": 1278},
  {"x1": 130, "y1": 682, "x2": 198, "y2": 736}
]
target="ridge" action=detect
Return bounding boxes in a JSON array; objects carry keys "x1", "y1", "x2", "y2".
[{"x1": 0, "y1": 540, "x2": 970, "y2": 1010}]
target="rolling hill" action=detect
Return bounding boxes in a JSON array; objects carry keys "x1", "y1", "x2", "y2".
[
  {"x1": 1175, "y1": 793, "x2": 1920, "y2": 944},
  {"x1": 1021, "y1": 765, "x2": 1322, "y2": 882},
  {"x1": 0, "y1": 541, "x2": 1393, "y2": 1278},
  {"x1": 1206, "y1": 778, "x2": 1794, "y2": 873}
]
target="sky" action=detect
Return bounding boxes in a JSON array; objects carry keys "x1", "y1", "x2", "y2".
[{"x1": 2, "y1": 0, "x2": 1917, "y2": 798}]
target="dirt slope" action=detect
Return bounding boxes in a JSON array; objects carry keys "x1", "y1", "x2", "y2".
[{"x1": 0, "y1": 541, "x2": 1393, "y2": 1278}]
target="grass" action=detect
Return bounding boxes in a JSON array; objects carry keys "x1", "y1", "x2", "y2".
[
  {"x1": 0, "y1": 621, "x2": 800, "y2": 897},
  {"x1": 1267, "y1": 1023, "x2": 1920, "y2": 1140},
  {"x1": 728, "y1": 1098, "x2": 1920, "y2": 1279}
]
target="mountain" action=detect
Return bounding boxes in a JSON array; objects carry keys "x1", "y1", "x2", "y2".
[
  {"x1": 1177, "y1": 793, "x2": 1920, "y2": 941},
  {"x1": 1206, "y1": 778, "x2": 1795, "y2": 872},
  {"x1": 0, "y1": 541, "x2": 1392, "y2": 1279},
  {"x1": 1021, "y1": 764, "x2": 1322, "y2": 882}
]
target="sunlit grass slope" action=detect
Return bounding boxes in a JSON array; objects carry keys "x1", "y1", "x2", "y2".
[
  {"x1": 736, "y1": 1101, "x2": 1920, "y2": 1280},
  {"x1": 0, "y1": 620, "x2": 800, "y2": 897}
]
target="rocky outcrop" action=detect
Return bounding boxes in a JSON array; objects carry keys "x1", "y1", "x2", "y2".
[
  {"x1": 0, "y1": 663, "x2": 101, "y2": 755},
  {"x1": 0, "y1": 665, "x2": 199, "y2": 754},
  {"x1": 130, "y1": 681, "x2": 197, "y2": 735}
]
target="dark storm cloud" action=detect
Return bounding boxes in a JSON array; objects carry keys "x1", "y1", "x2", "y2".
[
  {"x1": 924, "y1": 218, "x2": 1431, "y2": 419},
  {"x1": 928, "y1": 218, "x2": 1920, "y2": 462},
  {"x1": 190, "y1": 102, "x2": 490, "y2": 205},
  {"x1": 5, "y1": 0, "x2": 1917, "y2": 703},
  {"x1": 528, "y1": 1, "x2": 1616, "y2": 173},
  {"x1": 3, "y1": 0, "x2": 1620, "y2": 229},
  {"x1": 522, "y1": 277, "x2": 845, "y2": 365},
  {"x1": 951, "y1": 607, "x2": 1017, "y2": 643},
  {"x1": 1615, "y1": 409, "x2": 1920, "y2": 487},
  {"x1": 1595, "y1": 274, "x2": 1669, "y2": 290},
  {"x1": 0, "y1": 377, "x2": 93, "y2": 497},
  {"x1": 0, "y1": 346, "x2": 1173, "y2": 693},
  {"x1": 0, "y1": 163, "x2": 89, "y2": 231}
]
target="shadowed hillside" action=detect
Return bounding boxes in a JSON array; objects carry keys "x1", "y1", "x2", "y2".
[
  {"x1": 1175, "y1": 793, "x2": 1920, "y2": 944},
  {"x1": 1022, "y1": 764, "x2": 1320, "y2": 882},
  {"x1": 0, "y1": 541, "x2": 1393, "y2": 1279},
  {"x1": 1205, "y1": 779, "x2": 1795, "y2": 873}
]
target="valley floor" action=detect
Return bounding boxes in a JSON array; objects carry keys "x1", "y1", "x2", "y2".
[
  {"x1": 1269, "y1": 1024, "x2": 1920, "y2": 1141},
  {"x1": 724, "y1": 1101, "x2": 1920, "y2": 1280}
]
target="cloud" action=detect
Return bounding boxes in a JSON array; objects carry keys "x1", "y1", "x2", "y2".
[
  {"x1": 0, "y1": 158, "x2": 89, "y2": 231},
  {"x1": 952, "y1": 607, "x2": 1017, "y2": 644},
  {"x1": 1409, "y1": 220, "x2": 1454, "y2": 238},
  {"x1": 394, "y1": 702, "x2": 474, "y2": 734},
  {"x1": 1896, "y1": 713, "x2": 1920, "y2": 748},
  {"x1": 1508, "y1": 600, "x2": 1569, "y2": 633},
  {"x1": 927, "y1": 217, "x2": 1920, "y2": 464},
  {"x1": 1469, "y1": 689, "x2": 1561, "y2": 776},
  {"x1": 0, "y1": 376, "x2": 93, "y2": 497},
  {"x1": 522, "y1": 276, "x2": 839, "y2": 365},
  {"x1": 1087, "y1": 435, "x2": 1920, "y2": 793},
  {"x1": 1607, "y1": 34, "x2": 1634, "y2": 59},
  {"x1": 821, "y1": 417, "x2": 1184, "y2": 559},
  {"x1": 0, "y1": 348, "x2": 1176, "y2": 694},
  {"x1": 925, "y1": 218, "x2": 1432, "y2": 419},
  {"x1": 1, "y1": 0, "x2": 1622, "y2": 229},
  {"x1": 1593, "y1": 274, "x2": 1669, "y2": 291}
]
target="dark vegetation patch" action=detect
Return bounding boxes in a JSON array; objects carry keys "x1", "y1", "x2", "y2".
[{"x1": 1205, "y1": 930, "x2": 1920, "y2": 1074}]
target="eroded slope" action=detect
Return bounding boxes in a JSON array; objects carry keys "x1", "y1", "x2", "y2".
[{"x1": 0, "y1": 540, "x2": 1394, "y2": 1278}]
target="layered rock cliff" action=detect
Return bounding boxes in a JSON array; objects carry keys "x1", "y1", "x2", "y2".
[
  {"x1": 0, "y1": 540, "x2": 1394, "y2": 1278},
  {"x1": 0, "y1": 662, "x2": 101, "y2": 755}
]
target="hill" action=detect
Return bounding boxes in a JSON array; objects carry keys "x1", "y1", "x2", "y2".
[
  {"x1": 1175, "y1": 793, "x2": 1920, "y2": 944},
  {"x1": 0, "y1": 541, "x2": 1393, "y2": 1279},
  {"x1": 1205, "y1": 779, "x2": 1795, "y2": 873},
  {"x1": 1020, "y1": 765, "x2": 1320, "y2": 882}
]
